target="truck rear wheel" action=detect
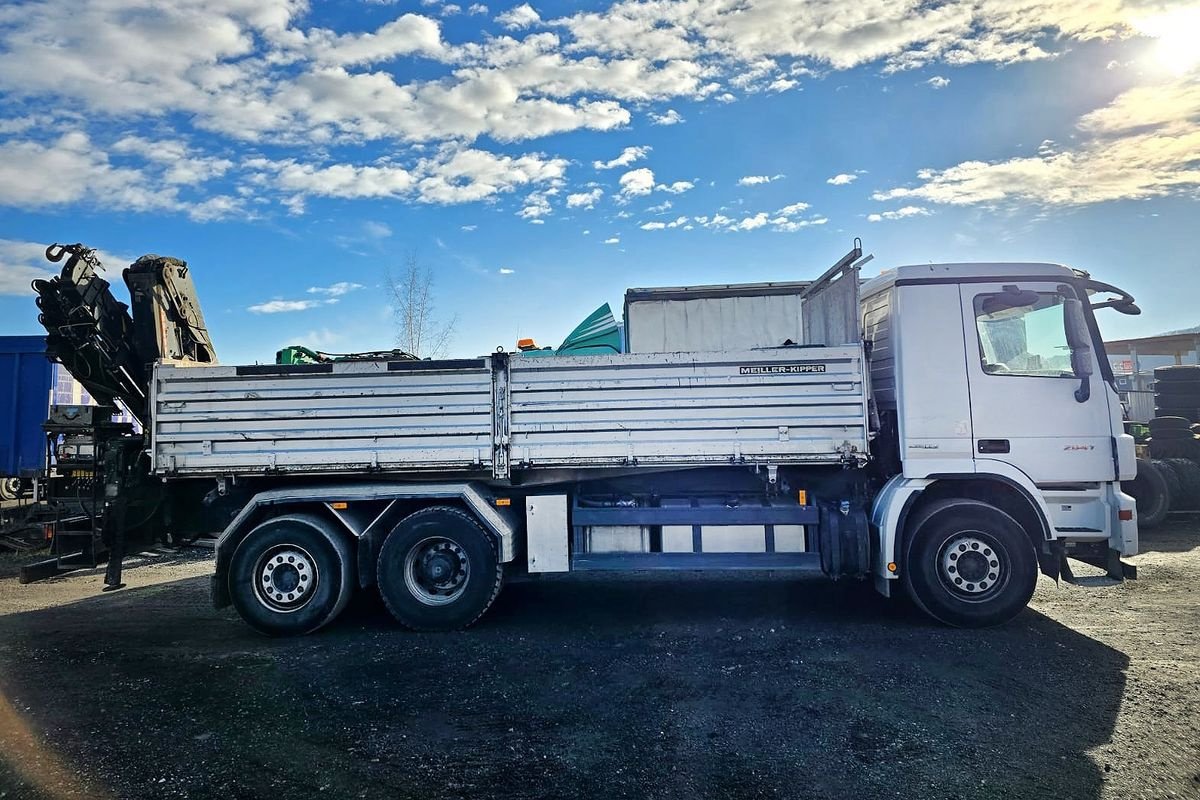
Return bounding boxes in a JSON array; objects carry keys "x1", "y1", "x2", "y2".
[
  {"x1": 902, "y1": 499, "x2": 1037, "y2": 628},
  {"x1": 228, "y1": 513, "x2": 354, "y2": 636},
  {"x1": 376, "y1": 506, "x2": 503, "y2": 631},
  {"x1": 0, "y1": 478, "x2": 19, "y2": 501}
]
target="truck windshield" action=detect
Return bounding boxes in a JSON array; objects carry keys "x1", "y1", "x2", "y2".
[{"x1": 974, "y1": 292, "x2": 1075, "y2": 377}]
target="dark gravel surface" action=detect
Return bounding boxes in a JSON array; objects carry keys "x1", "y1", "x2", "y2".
[{"x1": 0, "y1": 523, "x2": 1197, "y2": 800}]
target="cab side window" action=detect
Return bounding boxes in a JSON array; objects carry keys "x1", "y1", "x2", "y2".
[{"x1": 973, "y1": 292, "x2": 1074, "y2": 377}]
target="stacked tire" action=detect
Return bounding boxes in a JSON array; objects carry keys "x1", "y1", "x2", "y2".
[
  {"x1": 1148, "y1": 416, "x2": 1199, "y2": 459},
  {"x1": 1154, "y1": 365, "x2": 1200, "y2": 422},
  {"x1": 1125, "y1": 457, "x2": 1200, "y2": 529}
]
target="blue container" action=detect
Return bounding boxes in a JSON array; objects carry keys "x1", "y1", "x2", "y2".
[{"x1": 0, "y1": 336, "x2": 53, "y2": 478}]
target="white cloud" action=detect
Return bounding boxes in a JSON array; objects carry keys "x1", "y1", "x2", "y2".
[
  {"x1": 496, "y1": 3, "x2": 540, "y2": 30},
  {"x1": 876, "y1": 78, "x2": 1200, "y2": 208},
  {"x1": 604, "y1": 236, "x2": 620, "y2": 244},
  {"x1": 441, "y1": 4, "x2": 462, "y2": 16},
  {"x1": 361, "y1": 221, "x2": 393, "y2": 238},
  {"x1": 518, "y1": 191, "x2": 552, "y2": 219},
  {"x1": 650, "y1": 108, "x2": 684, "y2": 125},
  {"x1": 307, "y1": 14, "x2": 449, "y2": 66},
  {"x1": 772, "y1": 216, "x2": 828, "y2": 232},
  {"x1": 567, "y1": 187, "x2": 604, "y2": 208},
  {"x1": 656, "y1": 180, "x2": 694, "y2": 194},
  {"x1": 826, "y1": 173, "x2": 857, "y2": 185},
  {"x1": 461, "y1": 224, "x2": 478, "y2": 231},
  {"x1": 0, "y1": 0, "x2": 1185, "y2": 225},
  {"x1": 307, "y1": 281, "x2": 365, "y2": 296},
  {"x1": 499, "y1": 267, "x2": 515, "y2": 274},
  {"x1": 692, "y1": 201, "x2": 823, "y2": 233},
  {"x1": 926, "y1": 75, "x2": 951, "y2": 89},
  {"x1": 594, "y1": 146, "x2": 650, "y2": 170},
  {"x1": 618, "y1": 167, "x2": 655, "y2": 197},
  {"x1": 248, "y1": 299, "x2": 328, "y2": 314},
  {"x1": 0, "y1": 116, "x2": 37, "y2": 135},
  {"x1": 0, "y1": 132, "x2": 240, "y2": 221},
  {"x1": 0, "y1": 239, "x2": 58, "y2": 295},
  {"x1": 738, "y1": 174, "x2": 784, "y2": 186},
  {"x1": 253, "y1": 146, "x2": 568, "y2": 207},
  {"x1": 640, "y1": 215, "x2": 690, "y2": 230},
  {"x1": 867, "y1": 205, "x2": 930, "y2": 221}
]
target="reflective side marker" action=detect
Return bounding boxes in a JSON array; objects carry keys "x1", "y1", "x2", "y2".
[
  {"x1": 330, "y1": 502, "x2": 348, "y2": 510},
  {"x1": 887, "y1": 562, "x2": 898, "y2": 573},
  {"x1": 495, "y1": 498, "x2": 512, "y2": 507}
]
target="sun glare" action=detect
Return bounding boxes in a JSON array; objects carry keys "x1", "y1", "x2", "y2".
[{"x1": 1138, "y1": 7, "x2": 1200, "y2": 75}]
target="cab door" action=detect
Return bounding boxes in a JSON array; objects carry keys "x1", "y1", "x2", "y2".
[{"x1": 960, "y1": 282, "x2": 1116, "y2": 483}]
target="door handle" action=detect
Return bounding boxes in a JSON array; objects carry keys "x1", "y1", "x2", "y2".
[{"x1": 977, "y1": 439, "x2": 1010, "y2": 454}]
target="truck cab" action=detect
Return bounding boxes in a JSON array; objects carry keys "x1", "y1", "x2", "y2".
[{"x1": 863, "y1": 263, "x2": 1138, "y2": 612}]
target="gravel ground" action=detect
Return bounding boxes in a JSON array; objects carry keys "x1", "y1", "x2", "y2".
[{"x1": 0, "y1": 522, "x2": 1197, "y2": 800}]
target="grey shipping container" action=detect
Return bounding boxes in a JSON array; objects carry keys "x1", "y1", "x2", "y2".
[{"x1": 623, "y1": 281, "x2": 812, "y2": 353}]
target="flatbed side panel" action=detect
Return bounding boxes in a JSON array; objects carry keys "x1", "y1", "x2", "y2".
[
  {"x1": 153, "y1": 359, "x2": 494, "y2": 475},
  {"x1": 508, "y1": 347, "x2": 869, "y2": 468}
]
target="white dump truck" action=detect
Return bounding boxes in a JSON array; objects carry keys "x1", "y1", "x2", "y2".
[{"x1": 33, "y1": 241, "x2": 1143, "y2": 633}]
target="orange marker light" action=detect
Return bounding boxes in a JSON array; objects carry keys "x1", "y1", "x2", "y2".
[
  {"x1": 330, "y1": 501, "x2": 348, "y2": 510},
  {"x1": 887, "y1": 562, "x2": 898, "y2": 573},
  {"x1": 495, "y1": 498, "x2": 512, "y2": 507},
  {"x1": 798, "y1": 490, "x2": 808, "y2": 506}
]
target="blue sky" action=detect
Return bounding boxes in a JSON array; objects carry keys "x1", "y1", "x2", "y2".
[{"x1": 1, "y1": 0, "x2": 1198, "y2": 363}]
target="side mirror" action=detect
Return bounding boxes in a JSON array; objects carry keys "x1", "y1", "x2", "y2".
[{"x1": 1062, "y1": 296, "x2": 1093, "y2": 402}]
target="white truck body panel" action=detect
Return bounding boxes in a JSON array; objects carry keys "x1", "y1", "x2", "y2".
[{"x1": 152, "y1": 346, "x2": 871, "y2": 478}]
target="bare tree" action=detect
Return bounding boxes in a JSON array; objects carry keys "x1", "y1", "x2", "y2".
[{"x1": 386, "y1": 253, "x2": 457, "y2": 359}]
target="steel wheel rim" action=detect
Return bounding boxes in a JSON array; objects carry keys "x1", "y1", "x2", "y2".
[
  {"x1": 403, "y1": 536, "x2": 470, "y2": 607},
  {"x1": 253, "y1": 545, "x2": 319, "y2": 613},
  {"x1": 936, "y1": 531, "x2": 1008, "y2": 602}
]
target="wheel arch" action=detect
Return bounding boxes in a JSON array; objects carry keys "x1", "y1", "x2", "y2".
[{"x1": 873, "y1": 471, "x2": 1055, "y2": 594}]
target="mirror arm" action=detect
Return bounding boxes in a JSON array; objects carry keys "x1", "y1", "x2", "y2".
[{"x1": 1075, "y1": 375, "x2": 1091, "y2": 403}]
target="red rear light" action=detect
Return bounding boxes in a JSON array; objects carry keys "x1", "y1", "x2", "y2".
[
  {"x1": 43, "y1": 523, "x2": 55, "y2": 540},
  {"x1": 1118, "y1": 509, "x2": 1133, "y2": 521}
]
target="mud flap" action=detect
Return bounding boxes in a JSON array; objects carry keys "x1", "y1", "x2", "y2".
[{"x1": 1059, "y1": 546, "x2": 1137, "y2": 585}]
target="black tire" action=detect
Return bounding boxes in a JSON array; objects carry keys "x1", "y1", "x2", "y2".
[
  {"x1": 1154, "y1": 365, "x2": 1200, "y2": 382},
  {"x1": 1163, "y1": 458, "x2": 1200, "y2": 510},
  {"x1": 229, "y1": 513, "x2": 355, "y2": 636},
  {"x1": 1152, "y1": 458, "x2": 1183, "y2": 504},
  {"x1": 901, "y1": 499, "x2": 1038, "y2": 628},
  {"x1": 1154, "y1": 407, "x2": 1199, "y2": 422},
  {"x1": 1150, "y1": 416, "x2": 1192, "y2": 432},
  {"x1": 376, "y1": 506, "x2": 503, "y2": 631},
  {"x1": 1149, "y1": 436, "x2": 1199, "y2": 460},
  {"x1": 1124, "y1": 459, "x2": 1170, "y2": 529},
  {"x1": 0, "y1": 478, "x2": 17, "y2": 501},
  {"x1": 1149, "y1": 428, "x2": 1192, "y2": 441},
  {"x1": 1153, "y1": 382, "x2": 1200, "y2": 400}
]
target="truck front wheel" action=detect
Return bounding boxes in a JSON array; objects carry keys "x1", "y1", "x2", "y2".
[
  {"x1": 902, "y1": 499, "x2": 1038, "y2": 628},
  {"x1": 0, "y1": 478, "x2": 19, "y2": 501},
  {"x1": 228, "y1": 513, "x2": 354, "y2": 636},
  {"x1": 376, "y1": 506, "x2": 503, "y2": 631}
]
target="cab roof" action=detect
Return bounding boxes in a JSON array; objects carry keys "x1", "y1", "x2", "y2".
[{"x1": 861, "y1": 262, "x2": 1086, "y2": 296}]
